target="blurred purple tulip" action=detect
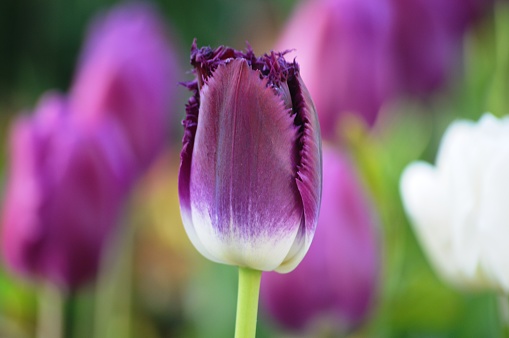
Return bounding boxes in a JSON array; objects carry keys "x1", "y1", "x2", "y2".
[
  {"x1": 1, "y1": 3, "x2": 180, "y2": 290},
  {"x1": 179, "y1": 41, "x2": 322, "y2": 273},
  {"x1": 1, "y1": 94, "x2": 134, "y2": 289},
  {"x1": 276, "y1": 0, "x2": 395, "y2": 139},
  {"x1": 276, "y1": 0, "x2": 493, "y2": 138},
  {"x1": 70, "y1": 2, "x2": 178, "y2": 172},
  {"x1": 390, "y1": 0, "x2": 491, "y2": 96},
  {"x1": 390, "y1": 0, "x2": 461, "y2": 96},
  {"x1": 449, "y1": 0, "x2": 492, "y2": 32},
  {"x1": 261, "y1": 146, "x2": 379, "y2": 333}
]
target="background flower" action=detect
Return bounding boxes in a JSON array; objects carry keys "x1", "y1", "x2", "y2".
[
  {"x1": 0, "y1": 2, "x2": 180, "y2": 292},
  {"x1": 70, "y1": 2, "x2": 179, "y2": 172},
  {"x1": 276, "y1": 0, "x2": 395, "y2": 138},
  {"x1": 1, "y1": 93, "x2": 133, "y2": 289},
  {"x1": 261, "y1": 145, "x2": 379, "y2": 334},
  {"x1": 401, "y1": 113, "x2": 509, "y2": 292},
  {"x1": 389, "y1": 0, "x2": 488, "y2": 97},
  {"x1": 276, "y1": 0, "x2": 491, "y2": 141}
]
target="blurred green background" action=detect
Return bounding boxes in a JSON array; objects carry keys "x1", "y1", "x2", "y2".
[{"x1": 1, "y1": 0, "x2": 509, "y2": 337}]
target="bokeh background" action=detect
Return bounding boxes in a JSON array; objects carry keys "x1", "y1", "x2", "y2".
[{"x1": 1, "y1": 0, "x2": 509, "y2": 337}]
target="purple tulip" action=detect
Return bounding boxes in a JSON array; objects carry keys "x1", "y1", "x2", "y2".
[
  {"x1": 1, "y1": 94, "x2": 134, "y2": 289},
  {"x1": 1, "y1": 3, "x2": 180, "y2": 290},
  {"x1": 390, "y1": 0, "x2": 490, "y2": 96},
  {"x1": 178, "y1": 41, "x2": 322, "y2": 273},
  {"x1": 449, "y1": 0, "x2": 492, "y2": 32},
  {"x1": 70, "y1": 2, "x2": 178, "y2": 171},
  {"x1": 261, "y1": 146, "x2": 379, "y2": 333},
  {"x1": 276, "y1": 0, "x2": 395, "y2": 139}
]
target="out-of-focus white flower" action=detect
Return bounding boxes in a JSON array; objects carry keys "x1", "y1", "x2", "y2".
[{"x1": 400, "y1": 113, "x2": 509, "y2": 292}]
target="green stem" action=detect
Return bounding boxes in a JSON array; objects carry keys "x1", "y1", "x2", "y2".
[
  {"x1": 234, "y1": 267, "x2": 262, "y2": 338},
  {"x1": 37, "y1": 283, "x2": 64, "y2": 338},
  {"x1": 488, "y1": 0, "x2": 509, "y2": 114},
  {"x1": 498, "y1": 294, "x2": 509, "y2": 338},
  {"x1": 93, "y1": 222, "x2": 134, "y2": 338}
]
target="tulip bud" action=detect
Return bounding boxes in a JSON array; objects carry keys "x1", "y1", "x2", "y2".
[
  {"x1": 70, "y1": 3, "x2": 178, "y2": 172},
  {"x1": 449, "y1": 0, "x2": 493, "y2": 32},
  {"x1": 390, "y1": 0, "x2": 488, "y2": 96},
  {"x1": 1, "y1": 94, "x2": 133, "y2": 289},
  {"x1": 261, "y1": 146, "x2": 379, "y2": 333},
  {"x1": 276, "y1": 0, "x2": 395, "y2": 138},
  {"x1": 179, "y1": 41, "x2": 322, "y2": 273},
  {"x1": 391, "y1": 0, "x2": 452, "y2": 95},
  {"x1": 401, "y1": 113, "x2": 509, "y2": 292}
]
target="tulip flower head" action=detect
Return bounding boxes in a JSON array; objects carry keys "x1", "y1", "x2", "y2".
[
  {"x1": 1, "y1": 3, "x2": 179, "y2": 290},
  {"x1": 390, "y1": 0, "x2": 491, "y2": 97},
  {"x1": 401, "y1": 113, "x2": 509, "y2": 292},
  {"x1": 1, "y1": 94, "x2": 133, "y2": 289},
  {"x1": 71, "y1": 2, "x2": 178, "y2": 172},
  {"x1": 391, "y1": 0, "x2": 465, "y2": 96},
  {"x1": 261, "y1": 146, "x2": 379, "y2": 333},
  {"x1": 179, "y1": 41, "x2": 322, "y2": 273}
]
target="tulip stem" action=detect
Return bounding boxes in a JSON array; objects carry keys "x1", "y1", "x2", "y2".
[
  {"x1": 235, "y1": 267, "x2": 262, "y2": 338},
  {"x1": 489, "y1": 0, "x2": 509, "y2": 114},
  {"x1": 498, "y1": 294, "x2": 509, "y2": 337},
  {"x1": 37, "y1": 283, "x2": 64, "y2": 338}
]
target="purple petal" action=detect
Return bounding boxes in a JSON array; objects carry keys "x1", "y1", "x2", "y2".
[
  {"x1": 278, "y1": 74, "x2": 322, "y2": 272},
  {"x1": 187, "y1": 59, "x2": 303, "y2": 269},
  {"x1": 194, "y1": 58, "x2": 300, "y2": 234}
]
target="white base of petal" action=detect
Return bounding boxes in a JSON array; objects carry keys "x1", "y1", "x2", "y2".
[{"x1": 181, "y1": 206, "x2": 310, "y2": 272}]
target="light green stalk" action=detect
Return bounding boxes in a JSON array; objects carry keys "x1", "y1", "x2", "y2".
[{"x1": 234, "y1": 267, "x2": 262, "y2": 338}]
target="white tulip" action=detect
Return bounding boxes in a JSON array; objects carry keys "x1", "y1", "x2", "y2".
[{"x1": 400, "y1": 113, "x2": 509, "y2": 292}]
